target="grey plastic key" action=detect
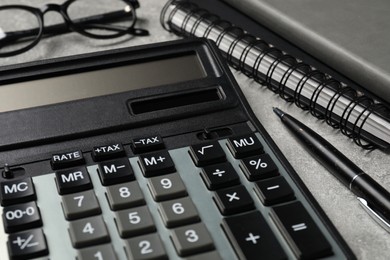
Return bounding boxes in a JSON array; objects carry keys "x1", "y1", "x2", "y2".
[
  {"x1": 78, "y1": 243, "x2": 118, "y2": 260},
  {"x1": 171, "y1": 223, "x2": 215, "y2": 257},
  {"x1": 183, "y1": 251, "x2": 222, "y2": 260},
  {"x1": 106, "y1": 181, "x2": 145, "y2": 210},
  {"x1": 115, "y1": 205, "x2": 156, "y2": 238},
  {"x1": 148, "y1": 173, "x2": 187, "y2": 201},
  {"x1": 68, "y1": 215, "x2": 110, "y2": 248},
  {"x1": 125, "y1": 233, "x2": 167, "y2": 260},
  {"x1": 61, "y1": 190, "x2": 101, "y2": 220},
  {"x1": 158, "y1": 197, "x2": 200, "y2": 228}
]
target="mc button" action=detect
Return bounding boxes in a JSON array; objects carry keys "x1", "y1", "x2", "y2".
[{"x1": 1, "y1": 178, "x2": 36, "y2": 206}]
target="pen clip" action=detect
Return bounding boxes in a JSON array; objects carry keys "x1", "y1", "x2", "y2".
[{"x1": 357, "y1": 197, "x2": 390, "y2": 233}]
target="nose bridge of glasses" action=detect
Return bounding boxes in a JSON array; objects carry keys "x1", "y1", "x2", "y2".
[{"x1": 40, "y1": 4, "x2": 62, "y2": 14}]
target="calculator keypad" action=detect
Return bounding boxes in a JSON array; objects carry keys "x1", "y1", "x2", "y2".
[{"x1": 0, "y1": 132, "x2": 336, "y2": 259}]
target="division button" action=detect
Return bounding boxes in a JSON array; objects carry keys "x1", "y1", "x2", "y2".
[
  {"x1": 106, "y1": 181, "x2": 145, "y2": 210},
  {"x1": 222, "y1": 211, "x2": 287, "y2": 260},
  {"x1": 148, "y1": 173, "x2": 187, "y2": 201},
  {"x1": 68, "y1": 215, "x2": 110, "y2": 248},
  {"x1": 214, "y1": 185, "x2": 254, "y2": 215},
  {"x1": 78, "y1": 244, "x2": 118, "y2": 260},
  {"x1": 132, "y1": 135, "x2": 165, "y2": 154},
  {"x1": 227, "y1": 134, "x2": 263, "y2": 159},
  {"x1": 254, "y1": 176, "x2": 295, "y2": 205},
  {"x1": 201, "y1": 162, "x2": 240, "y2": 190},
  {"x1": 55, "y1": 167, "x2": 92, "y2": 195},
  {"x1": 8, "y1": 228, "x2": 49, "y2": 260},
  {"x1": 158, "y1": 197, "x2": 200, "y2": 228},
  {"x1": 115, "y1": 205, "x2": 156, "y2": 238},
  {"x1": 138, "y1": 151, "x2": 176, "y2": 177},
  {"x1": 92, "y1": 143, "x2": 125, "y2": 162},
  {"x1": 98, "y1": 158, "x2": 135, "y2": 186},
  {"x1": 125, "y1": 233, "x2": 167, "y2": 260},
  {"x1": 189, "y1": 141, "x2": 226, "y2": 167},
  {"x1": 240, "y1": 154, "x2": 279, "y2": 181},
  {"x1": 3, "y1": 201, "x2": 42, "y2": 233},
  {"x1": 271, "y1": 201, "x2": 333, "y2": 259},
  {"x1": 61, "y1": 190, "x2": 101, "y2": 220},
  {"x1": 1, "y1": 178, "x2": 36, "y2": 206},
  {"x1": 171, "y1": 223, "x2": 215, "y2": 257},
  {"x1": 51, "y1": 150, "x2": 84, "y2": 170}
]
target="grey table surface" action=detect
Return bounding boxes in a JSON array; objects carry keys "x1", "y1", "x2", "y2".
[{"x1": 0, "y1": 0, "x2": 389, "y2": 259}]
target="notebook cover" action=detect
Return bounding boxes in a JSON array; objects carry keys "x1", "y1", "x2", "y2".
[{"x1": 222, "y1": 0, "x2": 390, "y2": 105}]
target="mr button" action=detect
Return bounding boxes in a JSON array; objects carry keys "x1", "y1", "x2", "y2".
[
  {"x1": 51, "y1": 150, "x2": 85, "y2": 170},
  {"x1": 55, "y1": 167, "x2": 92, "y2": 195}
]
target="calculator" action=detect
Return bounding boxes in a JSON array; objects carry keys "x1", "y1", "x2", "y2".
[{"x1": 0, "y1": 39, "x2": 355, "y2": 260}]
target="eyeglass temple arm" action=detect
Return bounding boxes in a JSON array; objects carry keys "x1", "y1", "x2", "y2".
[{"x1": 0, "y1": 10, "x2": 148, "y2": 45}]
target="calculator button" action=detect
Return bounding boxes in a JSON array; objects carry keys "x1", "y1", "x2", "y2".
[
  {"x1": 98, "y1": 158, "x2": 135, "y2": 186},
  {"x1": 148, "y1": 173, "x2": 187, "y2": 201},
  {"x1": 61, "y1": 190, "x2": 101, "y2": 220},
  {"x1": 254, "y1": 176, "x2": 295, "y2": 205},
  {"x1": 68, "y1": 215, "x2": 110, "y2": 248},
  {"x1": 189, "y1": 141, "x2": 226, "y2": 167},
  {"x1": 51, "y1": 150, "x2": 85, "y2": 170},
  {"x1": 92, "y1": 143, "x2": 125, "y2": 162},
  {"x1": 124, "y1": 233, "x2": 167, "y2": 260},
  {"x1": 78, "y1": 244, "x2": 118, "y2": 260},
  {"x1": 1, "y1": 178, "x2": 36, "y2": 206},
  {"x1": 158, "y1": 197, "x2": 200, "y2": 228},
  {"x1": 222, "y1": 211, "x2": 287, "y2": 260},
  {"x1": 106, "y1": 181, "x2": 145, "y2": 210},
  {"x1": 55, "y1": 167, "x2": 92, "y2": 195},
  {"x1": 139, "y1": 150, "x2": 176, "y2": 177},
  {"x1": 183, "y1": 251, "x2": 222, "y2": 260},
  {"x1": 132, "y1": 135, "x2": 165, "y2": 154},
  {"x1": 8, "y1": 228, "x2": 49, "y2": 260},
  {"x1": 115, "y1": 205, "x2": 156, "y2": 238},
  {"x1": 227, "y1": 134, "x2": 263, "y2": 159},
  {"x1": 271, "y1": 202, "x2": 333, "y2": 259},
  {"x1": 3, "y1": 201, "x2": 42, "y2": 233},
  {"x1": 214, "y1": 185, "x2": 254, "y2": 215},
  {"x1": 201, "y1": 162, "x2": 240, "y2": 190},
  {"x1": 171, "y1": 223, "x2": 215, "y2": 257},
  {"x1": 240, "y1": 154, "x2": 279, "y2": 181}
]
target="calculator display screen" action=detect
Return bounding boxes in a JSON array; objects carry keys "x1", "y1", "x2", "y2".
[{"x1": 0, "y1": 54, "x2": 206, "y2": 113}]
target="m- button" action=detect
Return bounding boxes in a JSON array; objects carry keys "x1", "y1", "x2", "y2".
[
  {"x1": 51, "y1": 150, "x2": 85, "y2": 170},
  {"x1": 55, "y1": 167, "x2": 92, "y2": 195}
]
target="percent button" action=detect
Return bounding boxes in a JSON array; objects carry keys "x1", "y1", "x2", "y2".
[{"x1": 240, "y1": 154, "x2": 279, "y2": 181}]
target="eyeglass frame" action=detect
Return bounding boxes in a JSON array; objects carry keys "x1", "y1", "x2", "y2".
[{"x1": 0, "y1": 0, "x2": 147, "y2": 57}]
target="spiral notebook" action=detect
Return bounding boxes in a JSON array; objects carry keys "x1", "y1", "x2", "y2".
[{"x1": 160, "y1": 0, "x2": 390, "y2": 151}]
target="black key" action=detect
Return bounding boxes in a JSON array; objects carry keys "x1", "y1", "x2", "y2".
[
  {"x1": 254, "y1": 176, "x2": 295, "y2": 205},
  {"x1": 8, "y1": 229, "x2": 48, "y2": 260},
  {"x1": 132, "y1": 135, "x2": 165, "y2": 153},
  {"x1": 271, "y1": 202, "x2": 333, "y2": 259},
  {"x1": 189, "y1": 141, "x2": 226, "y2": 167},
  {"x1": 240, "y1": 154, "x2": 279, "y2": 181},
  {"x1": 201, "y1": 162, "x2": 240, "y2": 190},
  {"x1": 1, "y1": 178, "x2": 36, "y2": 206},
  {"x1": 3, "y1": 201, "x2": 42, "y2": 233},
  {"x1": 227, "y1": 134, "x2": 263, "y2": 159},
  {"x1": 98, "y1": 158, "x2": 135, "y2": 186},
  {"x1": 51, "y1": 150, "x2": 84, "y2": 170},
  {"x1": 139, "y1": 150, "x2": 176, "y2": 177},
  {"x1": 55, "y1": 167, "x2": 92, "y2": 195},
  {"x1": 222, "y1": 211, "x2": 287, "y2": 260},
  {"x1": 214, "y1": 185, "x2": 254, "y2": 215},
  {"x1": 92, "y1": 143, "x2": 125, "y2": 161}
]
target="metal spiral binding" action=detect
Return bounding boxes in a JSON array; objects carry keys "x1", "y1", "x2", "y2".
[{"x1": 161, "y1": 0, "x2": 390, "y2": 150}]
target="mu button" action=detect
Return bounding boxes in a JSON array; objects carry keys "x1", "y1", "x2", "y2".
[
  {"x1": 55, "y1": 167, "x2": 92, "y2": 195},
  {"x1": 227, "y1": 134, "x2": 263, "y2": 159}
]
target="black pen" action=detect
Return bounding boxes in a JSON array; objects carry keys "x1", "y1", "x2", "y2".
[{"x1": 273, "y1": 107, "x2": 390, "y2": 232}]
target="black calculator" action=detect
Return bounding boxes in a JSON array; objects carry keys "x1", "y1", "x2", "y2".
[{"x1": 0, "y1": 39, "x2": 355, "y2": 260}]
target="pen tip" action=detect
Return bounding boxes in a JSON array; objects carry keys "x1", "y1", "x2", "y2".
[{"x1": 273, "y1": 107, "x2": 284, "y2": 118}]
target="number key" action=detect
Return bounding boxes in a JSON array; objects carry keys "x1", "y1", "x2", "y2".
[
  {"x1": 148, "y1": 173, "x2": 187, "y2": 201},
  {"x1": 78, "y1": 243, "x2": 118, "y2": 260},
  {"x1": 106, "y1": 182, "x2": 145, "y2": 210},
  {"x1": 125, "y1": 233, "x2": 167, "y2": 260},
  {"x1": 158, "y1": 197, "x2": 200, "y2": 228},
  {"x1": 68, "y1": 216, "x2": 110, "y2": 248},
  {"x1": 115, "y1": 206, "x2": 156, "y2": 238},
  {"x1": 61, "y1": 190, "x2": 101, "y2": 220}
]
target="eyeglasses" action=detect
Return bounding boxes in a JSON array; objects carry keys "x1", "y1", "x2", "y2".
[{"x1": 0, "y1": 0, "x2": 149, "y2": 57}]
